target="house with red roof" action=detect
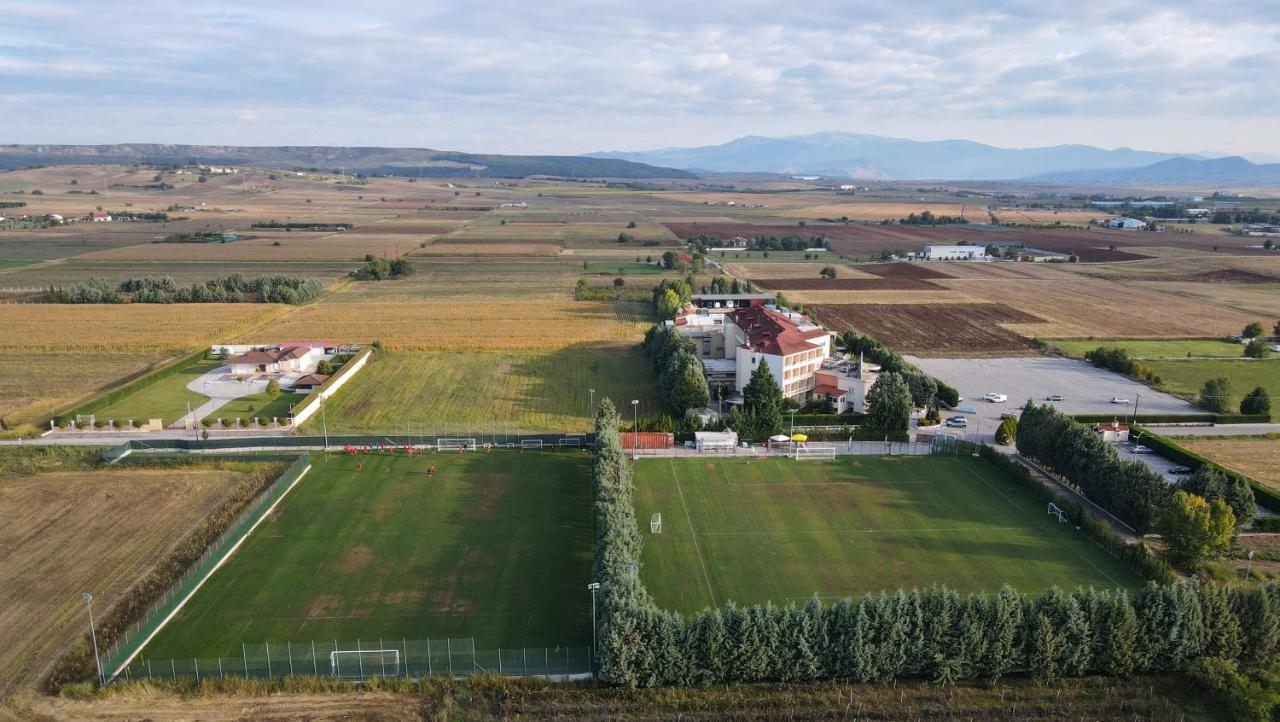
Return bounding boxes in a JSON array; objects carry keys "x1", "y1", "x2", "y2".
[
  {"x1": 1093, "y1": 419, "x2": 1131, "y2": 443},
  {"x1": 724, "y1": 305, "x2": 832, "y2": 400}
]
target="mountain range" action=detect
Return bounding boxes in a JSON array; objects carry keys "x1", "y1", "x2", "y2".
[
  {"x1": 589, "y1": 132, "x2": 1278, "y2": 183},
  {"x1": 0, "y1": 144, "x2": 692, "y2": 180}
]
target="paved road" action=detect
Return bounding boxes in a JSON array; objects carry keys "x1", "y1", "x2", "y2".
[{"x1": 1149, "y1": 423, "x2": 1280, "y2": 437}]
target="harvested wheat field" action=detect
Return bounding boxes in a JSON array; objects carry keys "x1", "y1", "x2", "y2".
[
  {"x1": 755, "y1": 277, "x2": 942, "y2": 291},
  {"x1": 0, "y1": 349, "x2": 177, "y2": 428},
  {"x1": 1179, "y1": 438, "x2": 1280, "y2": 493},
  {"x1": 416, "y1": 242, "x2": 562, "y2": 256},
  {"x1": 809, "y1": 303, "x2": 1043, "y2": 355},
  {"x1": 0, "y1": 462, "x2": 258, "y2": 696},
  {"x1": 0, "y1": 304, "x2": 287, "y2": 352},
  {"x1": 241, "y1": 298, "x2": 648, "y2": 352},
  {"x1": 722, "y1": 262, "x2": 879, "y2": 279},
  {"x1": 77, "y1": 231, "x2": 424, "y2": 262}
]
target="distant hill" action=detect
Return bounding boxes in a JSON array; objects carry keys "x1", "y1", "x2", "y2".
[
  {"x1": 1030, "y1": 156, "x2": 1280, "y2": 185},
  {"x1": 588, "y1": 131, "x2": 1191, "y2": 180},
  {"x1": 0, "y1": 144, "x2": 693, "y2": 179}
]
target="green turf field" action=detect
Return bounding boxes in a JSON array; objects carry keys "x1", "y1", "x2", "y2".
[
  {"x1": 632, "y1": 455, "x2": 1140, "y2": 613},
  {"x1": 92, "y1": 358, "x2": 218, "y2": 425},
  {"x1": 1050, "y1": 338, "x2": 1245, "y2": 359},
  {"x1": 1145, "y1": 358, "x2": 1280, "y2": 420},
  {"x1": 142, "y1": 450, "x2": 593, "y2": 658},
  {"x1": 205, "y1": 391, "x2": 303, "y2": 425}
]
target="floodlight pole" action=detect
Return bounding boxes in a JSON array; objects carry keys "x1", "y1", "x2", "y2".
[
  {"x1": 320, "y1": 396, "x2": 329, "y2": 452},
  {"x1": 84, "y1": 593, "x2": 103, "y2": 685},
  {"x1": 631, "y1": 400, "x2": 639, "y2": 433},
  {"x1": 587, "y1": 582, "x2": 601, "y2": 671},
  {"x1": 789, "y1": 409, "x2": 796, "y2": 438}
]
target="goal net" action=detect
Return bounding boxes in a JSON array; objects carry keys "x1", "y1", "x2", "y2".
[
  {"x1": 520, "y1": 439, "x2": 544, "y2": 450},
  {"x1": 557, "y1": 438, "x2": 582, "y2": 448},
  {"x1": 438, "y1": 438, "x2": 477, "y2": 451},
  {"x1": 650, "y1": 513, "x2": 662, "y2": 534},
  {"x1": 1047, "y1": 502, "x2": 1067, "y2": 524},
  {"x1": 329, "y1": 648, "x2": 400, "y2": 679},
  {"x1": 794, "y1": 446, "x2": 837, "y2": 461}
]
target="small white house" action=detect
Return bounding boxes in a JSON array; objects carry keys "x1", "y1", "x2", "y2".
[
  {"x1": 1107, "y1": 217, "x2": 1147, "y2": 230},
  {"x1": 923, "y1": 245, "x2": 988, "y2": 261},
  {"x1": 227, "y1": 345, "x2": 323, "y2": 375}
]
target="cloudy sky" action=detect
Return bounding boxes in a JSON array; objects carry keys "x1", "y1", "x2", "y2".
[{"x1": 3, "y1": 1, "x2": 1278, "y2": 158}]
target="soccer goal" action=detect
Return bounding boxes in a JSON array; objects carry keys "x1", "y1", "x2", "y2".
[
  {"x1": 650, "y1": 512, "x2": 662, "y2": 534},
  {"x1": 557, "y1": 437, "x2": 582, "y2": 448},
  {"x1": 1047, "y1": 502, "x2": 1067, "y2": 524},
  {"x1": 794, "y1": 446, "x2": 837, "y2": 461},
  {"x1": 520, "y1": 439, "x2": 544, "y2": 450},
  {"x1": 329, "y1": 648, "x2": 400, "y2": 679},
  {"x1": 438, "y1": 438, "x2": 477, "y2": 451}
]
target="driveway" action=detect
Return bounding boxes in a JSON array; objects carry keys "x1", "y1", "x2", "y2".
[{"x1": 180, "y1": 366, "x2": 303, "y2": 425}]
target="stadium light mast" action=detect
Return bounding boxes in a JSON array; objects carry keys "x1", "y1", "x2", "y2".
[
  {"x1": 587, "y1": 582, "x2": 601, "y2": 670},
  {"x1": 631, "y1": 400, "x2": 639, "y2": 433},
  {"x1": 83, "y1": 593, "x2": 103, "y2": 685}
]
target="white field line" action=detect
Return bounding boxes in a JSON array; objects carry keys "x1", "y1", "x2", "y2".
[
  {"x1": 699, "y1": 525, "x2": 1026, "y2": 537},
  {"x1": 670, "y1": 460, "x2": 717, "y2": 609},
  {"x1": 108, "y1": 463, "x2": 312, "y2": 680}
]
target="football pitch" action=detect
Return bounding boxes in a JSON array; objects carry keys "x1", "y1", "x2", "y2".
[
  {"x1": 632, "y1": 455, "x2": 1140, "y2": 613},
  {"x1": 142, "y1": 450, "x2": 593, "y2": 659}
]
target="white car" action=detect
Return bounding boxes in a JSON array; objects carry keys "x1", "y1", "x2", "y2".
[
  {"x1": 1131, "y1": 445, "x2": 1152, "y2": 454},
  {"x1": 1110, "y1": 397, "x2": 1131, "y2": 405},
  {"x1": 945, "y1": 417, "x2": 968, "y2": 428},
  {"x1": 1046, "y1": 394, "x2": 1064, "y2": 402},
  {"x1": 999, "y1": 411, "x2": 1019, "y2": 419},
  {"x1": 982, "y1": 393, "x2": 1008, "y2": 403}
]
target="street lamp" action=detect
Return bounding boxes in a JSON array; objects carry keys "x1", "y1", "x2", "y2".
[
  {"x1": 84, "y1": 593, "x2": 103, "y2": 685},
  {"x1": 588, "y1": 388, "x2": 595, "y2": 417},
  {"x1": 1247, "y1": 549, "x2": 1256, "y2": 581},
  {"x1": 587, "y1": 582, "x2": 601, "y2": 667},
  {"x1": 789, "y1": 408, "x2": 796, "y2": 437},
  {"x1": 631, "y1": 399, "x2": 639, "y2": 433}
]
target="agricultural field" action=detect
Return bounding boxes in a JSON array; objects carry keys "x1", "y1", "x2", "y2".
[
  {"x1": 0, "y1": 454, "x2": 267, "y2": 695},
  {"x1": 308, "y1": 346, "x2": 659, "y2": 434},
  {"x1": 0, "y1": 350, "x2": 176, "y2": 429},
  {"x1": 0, "y1": 260, "x2": 355, "y2": 288},
  {"x1": 1177, "y1": 437, "x2": 1280, "y2": 493},
  {"x1": 1049, "y1": 338, "x2": 1247, "y2": 359},
  {"x1": 1143, "y1": 359, "x2": 1280, "y2": 420},
  {"x1": 632, "y1": 455, "x2": 1138, "y2": 613},
  {"x1": 0, "y1": 303, "x2": 288, "y2": 352},
  {"x1": 809, "y1": 303, "x2": 1042, "y2": 355},
  {"x1": 142, "y1": 451, "x2": 593, "y2": 657}
]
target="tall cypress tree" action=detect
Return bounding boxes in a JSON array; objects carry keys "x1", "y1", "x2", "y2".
[
  {"x1": 1102, "y1": 593, "x2": 1138, "y2": 678},
  {"x1": 1201, "y1": 585, "x2": 1244, "y2": 660},
  {"x1": 741, "y1": 363, "x2": 784, "y2": 440},
  {"x1": 1026, "y1": 611, "x2": 1061, "y2": 683},
  {"x1": 979, "y1": 585, "x2": 1023, "y2": 682}
]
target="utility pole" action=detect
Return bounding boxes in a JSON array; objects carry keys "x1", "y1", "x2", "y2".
[
  {"x1": 84, "y1": 593, "x2": 103, "y2": 685},
  {"x1": 588, "y1": 388, "x2": 595, "y2": 417},
  {"x1": 320, "y1": 396, "x2": 329, "y2": 452},
  {"x1": 1132, "y1": 393, "x2": 1140, "y2": 424},
  {"x1": 587, "y1": 582, "x2": 601, "y2": 671}
]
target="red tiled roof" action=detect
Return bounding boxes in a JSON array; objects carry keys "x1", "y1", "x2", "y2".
[
  {"x1": 229, "y1": 346, "x2": 310, "y2": 365},
  {"x1": 813, "y1": 383, "x2": 844, "y2": 397},
  {"x1": 293, "y1": 373, "x2": 330, "y2": 387},
  {"x1": 728, "y1": 305, "x2": 827, "y2": 356},
  {"x1": 1095, "y1": 421, "x2": 1129, "y2": 432}
]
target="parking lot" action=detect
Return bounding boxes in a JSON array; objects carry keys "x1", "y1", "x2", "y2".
[{"x1": 908, "y1": 356, "x2": 1199, "y2": 448}]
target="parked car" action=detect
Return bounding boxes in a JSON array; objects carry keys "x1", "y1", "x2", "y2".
[
  {"x1": 999, "y1": 411, "x2": 1019, "y2": 419},
  {"x1": 945, "y1": 417, "x2": 968, "y2": 428},
  {"x1": 1046, "y1": 394, "x2": 1064, "y2": 402},
  {"x1": 1169, "y1": 466, "x2": 1194, "y2": 475},
  {"x1": 1131, "y1": 445, "x2": 1152, "y2": 454},
  {"x1": 1110, "y1": 397, "x2": 1131, "y2": 405},
  {"x1": 982, "y1": 393, "x2": 1008, "y2": 403}
]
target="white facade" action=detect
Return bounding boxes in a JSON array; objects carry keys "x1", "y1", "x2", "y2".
[
  {"x1": 1108, "y1": 217, "x2": 1147, "y2": 230},
  {"x1": 923, "y1": 245, "x2": 988, "y2": 261}
]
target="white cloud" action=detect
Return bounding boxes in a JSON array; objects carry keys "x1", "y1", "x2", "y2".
[{"x1": 1, "y1": 0, "x2": 1276, "y2": 155}]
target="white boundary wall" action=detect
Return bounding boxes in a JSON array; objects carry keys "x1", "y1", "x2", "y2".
[{"x1": 289, "y1": 348, "x2": 372, "y2": 427}]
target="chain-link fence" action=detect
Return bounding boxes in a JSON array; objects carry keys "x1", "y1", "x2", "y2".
[
  {"x1": 115, "y1": 639, "x2": 591, "y2": 682},
  {"x1": 103, "y1": 453, "x2": 313, "y2": 679}
]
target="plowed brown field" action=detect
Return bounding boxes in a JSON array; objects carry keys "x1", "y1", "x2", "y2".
[{"x1": 809, "y1": 303, "x2": 1043, "y2": 355}]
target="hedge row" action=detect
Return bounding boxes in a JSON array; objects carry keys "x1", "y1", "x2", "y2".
[
  {"x1": 44, "y1": 459, "x2": 291, "y2": 692},
  {"x1": 1071, "y1": 413, "x2": 1268, "y2": 425},
  {"x1": 51, "y1": 348, "x2": 210, "y2": 426},
  {"x1": 792, "y1": 413, "x2": 866, "y2": 426},
  {"x1": 978, "y1": 447, "x2": 1175, "y2": 584}
]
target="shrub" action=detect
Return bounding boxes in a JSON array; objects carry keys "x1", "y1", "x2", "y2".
[
  {"x1": 1199, "y1": 377, "x2": 1233, "y2": 413},
  {"x1": 1241, "y1": 387, "x2": 1272, "y2": 416},
  {"x1": 1243, "y1": 339, "x2": 1271, "y2": 359}
]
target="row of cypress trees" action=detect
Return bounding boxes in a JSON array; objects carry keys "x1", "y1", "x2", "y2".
[{"x1": 592, "y1": 398, "x2": 1280, "y2": 689}]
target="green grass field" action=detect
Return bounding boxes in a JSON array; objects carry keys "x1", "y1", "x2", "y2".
[
  {"x1": 142, "y1": 451, "x2": 593, "y2": 658},
  {"x1": 584, "y1": 261, "x2": 665, "y2": 275},
  {"x1": 206, "y1": 391, "x2": 303, "y2": 424},
  {"x1": 92, "y1": 358, "x2": 218, "y2": 425},
  {"x1": 632, "y1": 455, "x2": 1140, "y2": 613},
  {"x1": 1145, "y1": 358, "x2": 1280, "y2": 420},
  {"x1": 311, "y1": 346, "x2": 660, "y2": 435},
  {"x1": 1051, "y1": 338, "x2": 1246, "y2": 359}
]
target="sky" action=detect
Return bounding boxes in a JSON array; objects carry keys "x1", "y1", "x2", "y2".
[{"x1": 3, "y1": 1, "x2": 1278, "y2": 158}]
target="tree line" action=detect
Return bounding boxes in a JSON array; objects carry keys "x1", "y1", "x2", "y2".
[
  {"x1": 686, "y1": 234, "x2": 830, "y2": 253},
  {"x1": 840, "y1": 330, "x2": 959, "y2": 407},
  {"x1": 591, "y1": 401, "x2": 1280, "y2": 689},
  {"x1": 1016, "y1": 403, "x2": 1255, "y2": 536},
  {"x1": 45, "y1": 274, "x2": 322, "y2": 305},
  {"x1": 642, "y1": 326, "x2": 710, "y2": 421}
]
